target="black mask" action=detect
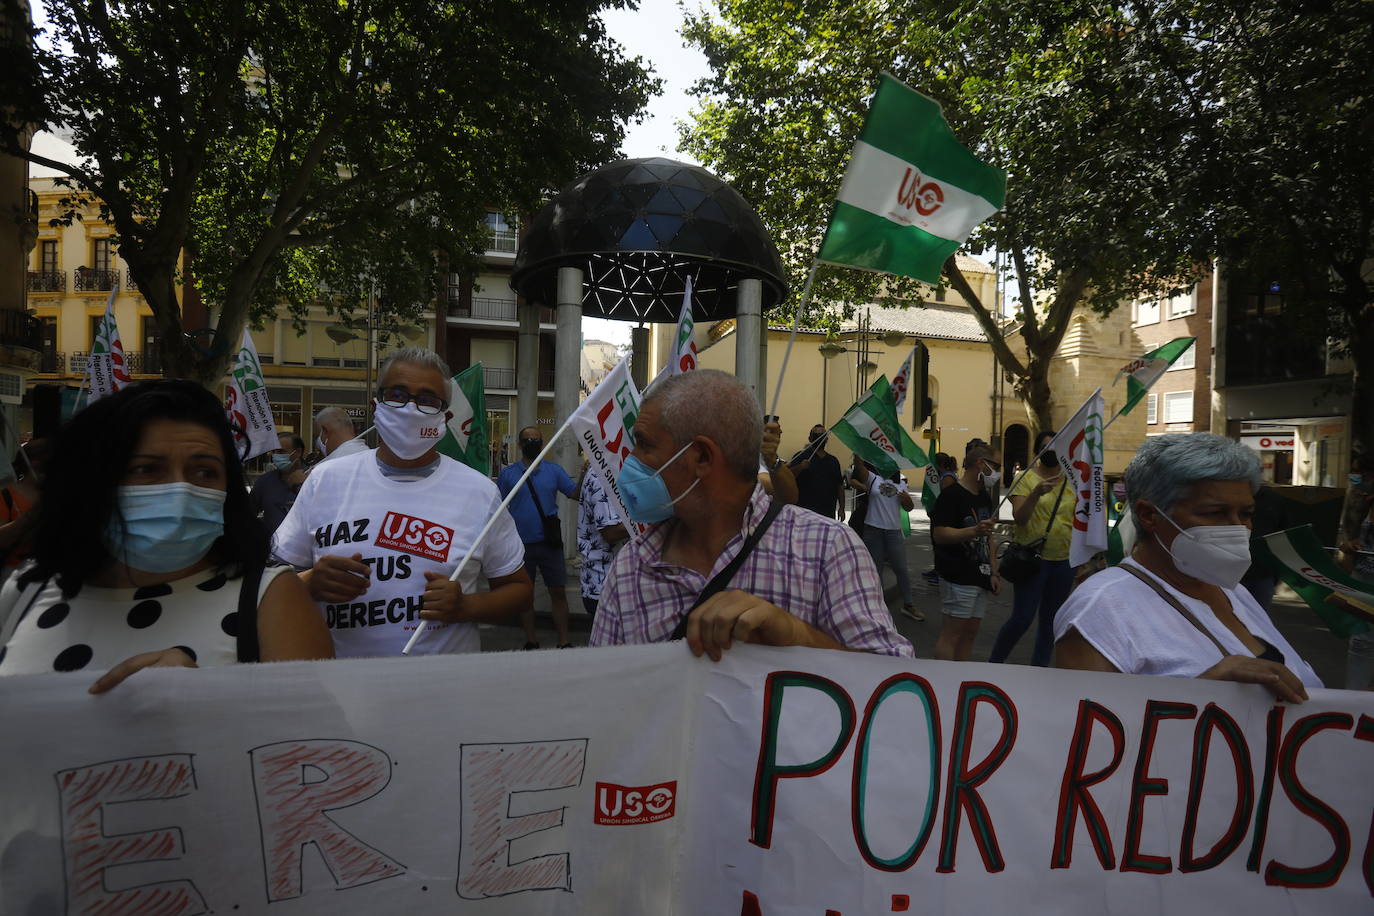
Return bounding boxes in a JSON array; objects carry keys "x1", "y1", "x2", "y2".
[
  {"x1": 1040, "y1": 450, "x2": 1057, "y2": 468},
  {"x1": 521, "y1": 438, "x2": 543, "y2": 461}
]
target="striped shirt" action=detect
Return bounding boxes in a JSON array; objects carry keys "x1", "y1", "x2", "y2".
[{"x1": 589, "y1": 484, "x2": 913, "y2": 656}]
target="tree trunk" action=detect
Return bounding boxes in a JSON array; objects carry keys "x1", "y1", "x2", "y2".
[{"x1": 1017, "y1": 354, "x2": 1055, "y2": 432}]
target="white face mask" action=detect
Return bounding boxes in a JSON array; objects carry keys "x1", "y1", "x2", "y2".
[
  {"x1": 373, "y1": 400, "x2": 445, "y2": 460},
  {"x1": 980, "y1": 463, "x2": 1001, "y2": 487},
  {"x1": 315, "y1": 434, "x2": 328, "y2": 457},
  {"x1": 1154, "y1": 507, "x2": 1252, "y2": 589}
]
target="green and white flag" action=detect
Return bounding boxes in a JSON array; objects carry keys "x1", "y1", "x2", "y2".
[
  {"x1": 920, "y1": 464, "x2": 941, "y2": 514},
  {"x1": 223, "y1": 330, "x2": 277, "y2": 460},
  {"x1": 1255, "y1": 525, "x2": 1372, "y2": 637},
  {"x1": 817, "y1": 73, "x2": 1007, "y2": 284},
  {"x1": 830, "y1": 376, "x2": 930, "y2": 478},
  {"x1": 1114, "y1": 337, "x2": 1196, "y2": 416},
  {"x1": 436, "y1": 363, "x2": 489, "y2": 474}
]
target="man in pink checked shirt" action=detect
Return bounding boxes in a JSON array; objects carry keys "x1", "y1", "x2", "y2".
[{"x1": 588, "y1": 370, "x2": 912, "y2": 660}]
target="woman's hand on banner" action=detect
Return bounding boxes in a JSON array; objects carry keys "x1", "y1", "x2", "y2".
[
  {"x1": 1201, "y1": 655, "x2": 1308, "y2": 704},
  {"x1": 88, "y1": 647, "x2": 198, "y2": 694},
  {"x1": 420, "y1": 571, "x2": 468, "y2": 623}
]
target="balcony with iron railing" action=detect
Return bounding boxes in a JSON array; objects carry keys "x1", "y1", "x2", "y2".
[
  {"x1": 479, "y1": 366, "x2": 556, "y2": 391},
  {"x1": 38, "y1": 349, "x2": 64, "y2": 373},
  {"x1": 126, "y1": 269, "x2": 139, "y2": 292},
  {"x1": 449, "y1": 296, "x2": 518, "y2": 322},
  {"x1": 126, "y1": 349, "x2": 162, "y2": 375},
  {"x1": 27, "y1": 270, "x2": 65, "y2": 293},
  {"x1": 74, "y1": 268, "x2": 120, "y2": 292},
  {"x1": 0, "y1": 311, "x2": 44, "y2": 372}
]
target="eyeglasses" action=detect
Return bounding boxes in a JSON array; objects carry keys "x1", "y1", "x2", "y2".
[{"x1": 377, "y1": 386, "x2": 448, "y2": 415}]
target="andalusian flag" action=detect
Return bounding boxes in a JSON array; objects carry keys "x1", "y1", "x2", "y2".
[
  {"x1": 1254, "y1": 526, "x2": 1372, "y2": 637},
  {"x1": 920, "y1": 464, "x2": 941, "y2": 514},
  {"x1": 1114, "y1": 337, "x2": 1196, "y2": 416},
  {"x1": 830, "y1": 376, "x2": 930, "y2": 478},
  {"x1": 437, "y1": 364, "x2": 489, "y2": 474},
  {"x1": 817, "y1": 74, "x2": 1007, "y2": 284}
]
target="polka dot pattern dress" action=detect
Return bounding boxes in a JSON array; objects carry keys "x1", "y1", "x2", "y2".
[{"x1": 0, "y1": 566, "x2": 293, "y2": 677}]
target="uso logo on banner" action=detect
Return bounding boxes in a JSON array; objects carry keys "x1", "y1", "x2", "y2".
[
  {"x1": 594, "y1": 781, "x2": 677, "y2": 826},
  {"x1": 375, "y1": 512, "x2": 454, "y2": 562}
]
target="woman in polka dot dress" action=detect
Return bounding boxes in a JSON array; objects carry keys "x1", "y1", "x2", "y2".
[{"x1": 0, "y1": 380, "x2": 333, "y2": 690}]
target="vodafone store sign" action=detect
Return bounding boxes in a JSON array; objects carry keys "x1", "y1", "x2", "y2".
[{"x1": 1241, "y1": 434, "x2": 1296, "y2": 452}]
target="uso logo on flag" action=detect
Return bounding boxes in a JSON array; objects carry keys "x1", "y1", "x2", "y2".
[{"x1": 375, "y1": 512, "x2": 454, "y2": 562}]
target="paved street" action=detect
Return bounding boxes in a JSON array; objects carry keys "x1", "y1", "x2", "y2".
[{"x1": 484, "y1": 505, "x2": 1352, "y2": 689}]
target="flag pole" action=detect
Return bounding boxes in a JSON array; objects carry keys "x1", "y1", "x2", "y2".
[
  {"x1": 767, "y1": 261, "x2": 820, "y2": 421},
  {"x1": 400, "y1": 418, "x2": 573, "y2": 655}
]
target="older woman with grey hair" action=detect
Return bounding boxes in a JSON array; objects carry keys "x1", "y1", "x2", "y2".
[{"x1": 1054, "y1": 433, "x2": 1320, "y2": 701}]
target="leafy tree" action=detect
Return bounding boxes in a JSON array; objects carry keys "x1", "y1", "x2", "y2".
[
  {"x1": 2, "y1": 0, "x2": 656, "y2": 384},
  {"x1": 1165, "y1": 0, "x2": 1374, "y2": 462},
  {"x1": 681, "y1": 0, "x2": 1215, "y2": 428}
]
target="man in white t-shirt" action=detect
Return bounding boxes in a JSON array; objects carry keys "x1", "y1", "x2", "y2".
[
  {"x1": 274, "y1": 348, "x2": 531, "y2": 657},
  {"x1": 850, "y1": 461, "x2": 923, "y2": 622}
]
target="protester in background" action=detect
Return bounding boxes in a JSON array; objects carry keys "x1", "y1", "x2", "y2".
[
  {"x1": 0, "y1": 438, "x2": 50, "y2": 580},
  {"x1": 758, "y1": 418, "x2": 799, "y2": 505},
  {"x1": 850, "y1": 461, "x2": 922, "y2": 622},
  {"x1": 576, "y1": 459, "x2": 628, "y2": 618},
  {"x1": 275, "y1": 348, "x2": 531, "y2": 657},
  {"x1": 1339, "y1": 457, "x2": 1374, "y2": 689},
  {"x1": 1238, "y1": 485, "x2": 1293, "y2": 611},
  {"x1": 498, "y1": 425, "x2": 579, "y2": 649},
  {"x1": 313, "y1": 406, "x2": 367, "y2": 461},
  {"x1": 590, "y1": 370, "x2": 911, "y2": 658},
  {"x1": 922, "y1": 452, "x2": 960, "y2": 587},
  {"x1": 1055, "y1": 433, "x2": 1320, "y2": 701},
  {"x1": 0, "y1": 380, "x2": 332, "y2": 689},
  {"x1": 989, "y1": 430, "x2": 1072, "y2": 667},
  {"x1": 789, "y1": 426, "x2": 845, "y2": 521},
  {"x1": 249, "y1": 432, "x2": 307, "y2": 537},
  {"x1": 931, "y1": 445, "x2": 1001, "y2": 661}
]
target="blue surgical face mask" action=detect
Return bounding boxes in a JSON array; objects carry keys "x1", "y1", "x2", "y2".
[
  {"x1": 617, "y1": 440, "x2": 700, "y2": 523},
  {"x1": 1350, "y1": 473, "x2": 1365, "y2": 488},
  {"x1": 270, "y1": 452, "x2": 294, "y2": 471},
  {"x1": 104, "y1": 482, "x2": 227, "y2": 573}
]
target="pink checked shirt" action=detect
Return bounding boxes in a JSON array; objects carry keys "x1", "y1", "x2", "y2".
[{"x1": 589, "y1": 484, "x2": 913, "y2": 656}]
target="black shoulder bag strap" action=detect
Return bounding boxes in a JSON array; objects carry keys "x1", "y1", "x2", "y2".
[
  {"x1": 1038, "y1": 477, "x2": 1069, "y2": 540},
  {"x1": 1119, "y1": 563, "x2": 1233, "y2": 657},
  {"x1": 236, "y1": 564, "x2": 264, "y2": 663},
  {"x1": 667, "y1": 500, "x2": 784, "y2": 641}
]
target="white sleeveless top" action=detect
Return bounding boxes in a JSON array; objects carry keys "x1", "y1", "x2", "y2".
[{"x1": 0, "y1": 564, "x2": 292, "y2": 677}]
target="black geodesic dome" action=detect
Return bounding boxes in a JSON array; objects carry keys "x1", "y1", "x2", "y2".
[{"x1": 510, "y1": 157, "x2": 787, "y2": 321}]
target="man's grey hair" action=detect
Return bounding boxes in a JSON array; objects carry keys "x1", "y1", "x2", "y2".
[
  {"x1": 643, "y1": 369, "x2": 761, "y2": 480},
  {"x1": 1123, "y1": 433, "x2": 1261, "y2": 512},
  {"x1": 378, "y1": 346, "x2": 451, "y2": 387},
  {"x1": 314, "y1": 406, "x2": 354, "y2": 433}
]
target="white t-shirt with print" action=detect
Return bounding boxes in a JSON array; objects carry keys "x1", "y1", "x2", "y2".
[
  {"x1": 864, "y1": 475, "x2": 908, "y2": 530},
  {"x1": 273, "y1": 451, "x2": 525, "y2": 657},
  {"x1": 1054, "y1": 557, "x2": 1322, "y2": 688}
]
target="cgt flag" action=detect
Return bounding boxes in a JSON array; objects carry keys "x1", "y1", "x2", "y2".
[
  {"x1": 817, "y1": 73, "x2": 1007, "y2": 285},
  {"x1": 1042, "y1": 388, "x2": 1108, "y2": 566},
  {"x1": 437, "y1": 364, "x2": 489, "y2": 475},
  {"x1": 84, "y1": 289, "x2": 130, "y2": 404},
  {"x1": 223, "y1": 330, "x2": 278, "y2": 460},
  {"x1": 1114, "y1": 337, "x2": 1195, "y2": 416},
  {"x1": 830, "y1": 376, "x2": 930, "y2": 478},
  {"x1": 570, "y1": 358, "x2": 645, "y2": 535},
  {"x1": 647, "y1": 276, "x2": 699, "y2": 392},
  {"x1": 1255, "y1": 525, "x2": 1373, "y2": 637}
]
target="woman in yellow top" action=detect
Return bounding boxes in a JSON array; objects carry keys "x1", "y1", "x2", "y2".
[{"x1": 988, "y1": 430, "x2": 1075, "y2": 666}]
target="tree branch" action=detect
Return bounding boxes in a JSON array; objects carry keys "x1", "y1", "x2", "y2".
[{"x1": 944, "y1": 255, "x2": 1027, "y2": 378}]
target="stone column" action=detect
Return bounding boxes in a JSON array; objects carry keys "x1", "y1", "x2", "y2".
[
  {"x1": 735, "y1": 278, "x2": 763, "y2": 408},
  {"x1": 516, "y1": 303, "x2": 540, "y2": 434},
  {"x1": 555, "y1": 267, "x2": 584, "y2": 551},
  {"x1": 631, "y1": 323, "x2": 650, "y2": 390}
]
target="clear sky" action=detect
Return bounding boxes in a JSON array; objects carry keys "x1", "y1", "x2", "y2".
[{"x1": 587, "y1": 0, "x2": 712, "y2": 345}]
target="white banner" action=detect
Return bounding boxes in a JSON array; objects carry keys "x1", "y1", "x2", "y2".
[
  {"x1": 224, "y1": 330, "x2": 279, "y2": 460},
  {"x1": 570, "y1": 357, "x2": 644, "y2": 535},
  {"x1": 1046, "y1": 387, "x2": 1108, "y2": 566},
  {"x1": 2, "y1": 647, "x2": 1370, "y2": 914},
  {"x1": 85, "y1": 289, "x2": 130, "y2": 404}
]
